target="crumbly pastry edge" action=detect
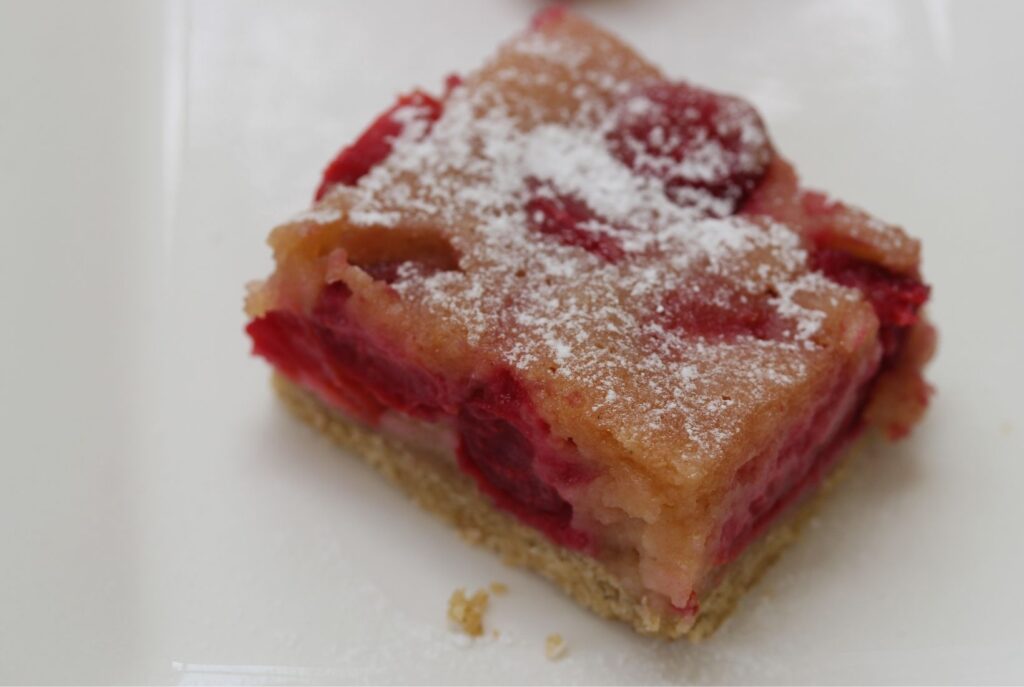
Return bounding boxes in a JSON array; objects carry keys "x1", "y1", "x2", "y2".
[{"x1": 272, "y1": 372, "x2": 851, "y2": 640}]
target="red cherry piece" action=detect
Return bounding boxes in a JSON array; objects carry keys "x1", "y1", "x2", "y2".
[
  {"x1": 525, "y1": 182, "x2": 627, "y2": 262},
  {"x1": 659, "y1": 277, "x2": 787, "y2": 342},
  {"x1": 247, "y1": 288, "x2": 592, "y2": 551},
  {"x1": 314, "y1": 91, "x2": 443, "y2": 201},
  {"x1": 608, "y1": 82, "x2": 772, "y2": 213}
]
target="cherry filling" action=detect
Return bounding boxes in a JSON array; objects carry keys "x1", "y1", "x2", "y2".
[
  {"x1": 809, "y1": 247, "x2": 930, "y2": 362},
  {"x1": 248, "y1": 285, "x2": 450, "y2": 425},
  {"x1": 249, "y1": 284, "x2": 591, "y2": 550},
  {"x1": 659, "y1": 276, "x2": 789, "y2": 342},
  {"x1": 524, "y1": 181, "x2": 627, "y2": 262},
  {"x1": 714, "y1": 353, "x2": 876, "y2": 565},
  {"x1": 524, "y1": 82, "x2": 774, "y2": 262},
  {"x1": 709, "y1": 198, "x2": 930, "y2": 568},
  {"x1": 607, "y1": 82, "x2": 772, "y2": 211},
  {"x1": 310, "y1": 283, "x2": 452, "y2": 419},
  {"x1": 531, "y1": 5, "x2": 569, "y2": 30},
  {"x1": 700, "y1": 250, "x2": 929, "y2": 567},
  {"x1": 457, "y1": 371, "x2": 591, "y2": 550},
  {"x1": 314, "y1": 90, "x2": 444, "y2": 201}
]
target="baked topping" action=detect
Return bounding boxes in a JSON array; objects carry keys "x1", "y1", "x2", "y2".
[{"x1": 265, "y1": 13, "x2": 907, "y2": 472}]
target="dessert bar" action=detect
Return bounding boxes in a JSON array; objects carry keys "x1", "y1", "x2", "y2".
[{"x1": 246, "y1": 8, "x2": 934, "y2": 637}]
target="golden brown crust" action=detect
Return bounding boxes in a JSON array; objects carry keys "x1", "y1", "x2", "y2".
[{"x1": 273, "y1": 373, "x2": 842, "y2": 640}]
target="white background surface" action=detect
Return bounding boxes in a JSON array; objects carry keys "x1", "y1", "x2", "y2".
[{"x1": 2, "y1": 0, "x2": 1023, "y2": 683}]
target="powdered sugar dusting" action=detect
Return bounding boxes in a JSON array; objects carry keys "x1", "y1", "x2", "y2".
[
  {"x1": 310, "y1": 22, "x2": 865, "y2": 463},
  {"x1": 289, "y1": 206, "x2": 342, "y2": 225}
]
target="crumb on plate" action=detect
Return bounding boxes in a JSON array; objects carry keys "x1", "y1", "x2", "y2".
[
  {"x1": 545, "y1": 633, "x2": 568, "y2": 660},
  {"x1": 447, "y1": 587, "x2": 489, "y2": 637}
]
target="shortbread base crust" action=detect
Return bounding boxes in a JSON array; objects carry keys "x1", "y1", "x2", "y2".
[{"x1": 272, "y1": 373, "x2": 846, "y2": 640}]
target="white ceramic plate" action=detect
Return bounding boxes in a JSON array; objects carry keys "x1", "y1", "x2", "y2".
[{"x1": 2, "y1": 1, "x2": 1023, "y2": 683}]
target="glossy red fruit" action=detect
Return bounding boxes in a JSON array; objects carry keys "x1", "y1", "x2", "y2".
[
  {"x1": 314, "y1": 91, "x2": 443, "y2": 201},
  {"x1": 525, "y1": 181, "x2": 626, "y2": 262},
  {"x1": 659, "y1": 277, "x2": 787, "y2": 342},
  {"x1": 608, "y1": 82, "x2": 772, "y2": 212}
]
